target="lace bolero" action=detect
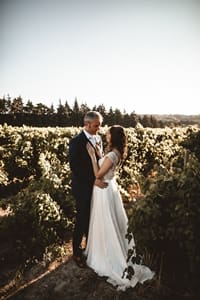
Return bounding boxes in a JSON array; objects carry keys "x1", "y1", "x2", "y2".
[{"x1": 99, "y1": 151, "x2": 120, "y2": 181}]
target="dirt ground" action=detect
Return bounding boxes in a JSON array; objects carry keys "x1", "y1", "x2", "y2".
[{"x1": 0, "y1": 238, "x2": 160, "y2": 300}]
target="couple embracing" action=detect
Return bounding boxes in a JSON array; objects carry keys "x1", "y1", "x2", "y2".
[{"x1": 68, "y1": 111, "x2": 154, "y2": 291}]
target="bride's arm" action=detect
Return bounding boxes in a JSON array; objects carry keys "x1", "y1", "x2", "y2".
[{"x1": 86, "y1": 143, "x2": 113, "y2": 179}]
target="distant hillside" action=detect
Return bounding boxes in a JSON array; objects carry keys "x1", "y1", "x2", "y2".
[{"x1": 140, "y1": 114, "x2": 200, "y2": 126}]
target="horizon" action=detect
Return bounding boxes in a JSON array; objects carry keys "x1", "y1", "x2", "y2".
[
  {"x1": 1, "y1": 0, "x2": 200, "y2": 115},
  {"x1": 1, "y1": 94, "x2": 200, "y2": 117}
]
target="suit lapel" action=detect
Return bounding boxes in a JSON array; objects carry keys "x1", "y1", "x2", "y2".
[{"x1": 82, "y1": 130, "x2": 100, "y2": 159}]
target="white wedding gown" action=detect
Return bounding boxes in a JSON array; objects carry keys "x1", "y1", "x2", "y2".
[{"x1": 84, "y1": 151, "x2": 155, "y2": 291}]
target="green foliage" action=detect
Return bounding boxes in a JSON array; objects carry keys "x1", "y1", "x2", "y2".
[
  {"x1": 181, "y1": 126, "x2": 200, "y2": 162},
  {"x1": 0, "y1": 124, "x2": 200, "y2": 294},
  {"x1": 0, "y1": 178, "x2": 75, "y2": 263},
  {"x1": 0, "y1": 125, "x2": 76, "y2": 264},
  {"x1": 127, "y1": 149, "x2": 200, "y2": 288}
]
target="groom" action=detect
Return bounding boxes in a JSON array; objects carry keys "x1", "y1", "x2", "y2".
[{"x1": 68, "y1": 111, "x2": 107, "y2": 267}]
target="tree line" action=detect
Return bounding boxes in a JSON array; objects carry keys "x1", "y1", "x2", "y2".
[{"x1": 0, "y1": 95, "x2": 168, "y2": 128}]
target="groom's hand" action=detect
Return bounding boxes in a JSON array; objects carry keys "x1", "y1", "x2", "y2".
[{"x1": 94, "y1": 178, "x2": 108, "y2": 189}]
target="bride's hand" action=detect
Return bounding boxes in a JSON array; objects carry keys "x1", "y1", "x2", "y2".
[
  {"x1": 95, "y1": 143, "x2": 103, "y2": 158},
  {"x1": 86, "y1": 142, "x2": 95, "y2": 157}
]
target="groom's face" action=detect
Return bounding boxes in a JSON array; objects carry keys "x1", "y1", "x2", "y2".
[{"x1": 86, "y1": 117, "x2": 102, "y2": 135}]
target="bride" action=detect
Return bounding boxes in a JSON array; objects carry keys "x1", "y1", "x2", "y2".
[{"x1": 84, "y1": 125, "x2": 155, "y2": 291}]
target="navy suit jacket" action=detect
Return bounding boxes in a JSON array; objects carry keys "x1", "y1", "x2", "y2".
[{"x1": 69, "y1": 130, "x2": 102, "y2": 205}]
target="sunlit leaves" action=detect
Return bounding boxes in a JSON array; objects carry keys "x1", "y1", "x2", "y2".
[{"x1": 0, "y1": 124, "x2": 200, "y2": 278}]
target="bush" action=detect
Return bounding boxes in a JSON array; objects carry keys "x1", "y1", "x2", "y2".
[{"x1": 127, "y1": 150, "x2": 200, "y2": 292}]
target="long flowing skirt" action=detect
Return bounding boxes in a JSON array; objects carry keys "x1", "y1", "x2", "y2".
[{"x1": 84, "y1": 178, "x2": 155, "y2": 291}]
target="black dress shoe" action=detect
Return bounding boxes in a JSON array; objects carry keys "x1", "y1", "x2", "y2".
[{"x1": 73, "y1": 255, "x2": 86, "y2": 268}]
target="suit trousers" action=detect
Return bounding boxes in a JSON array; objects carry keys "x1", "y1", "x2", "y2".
[{"x1": 72, "y1": 183, "x2": 93, "y2": 257}]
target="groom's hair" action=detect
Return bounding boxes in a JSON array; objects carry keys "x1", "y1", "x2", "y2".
[{"x1": 84, "y1": 111, "x2": 103, "y2": 123}]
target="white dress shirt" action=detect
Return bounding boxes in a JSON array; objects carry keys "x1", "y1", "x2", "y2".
[{"x1": 83, "y1": 130, "x2": 96, "y2": 146}]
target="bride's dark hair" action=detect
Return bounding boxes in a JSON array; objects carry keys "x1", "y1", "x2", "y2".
[{"x1": 107, "y1": 125, "x2": 127, "y2": 161}]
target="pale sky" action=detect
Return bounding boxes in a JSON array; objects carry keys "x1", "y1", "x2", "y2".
[{"x1": 1, "y1": 0, "x2": 200, "y2": 115}]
